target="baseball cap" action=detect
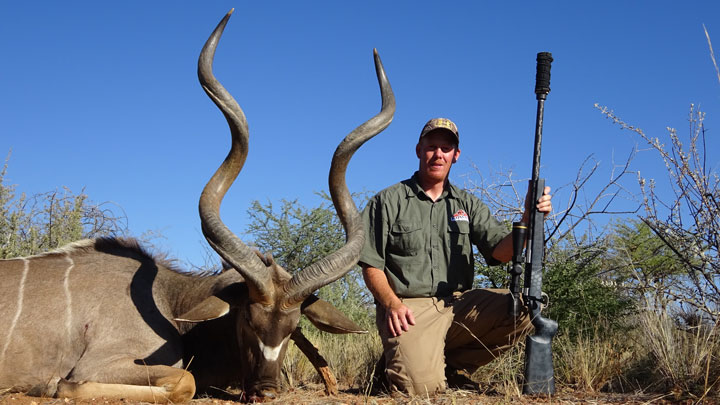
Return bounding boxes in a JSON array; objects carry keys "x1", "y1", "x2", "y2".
[{"x1": 419, "y1": 118, "x2": 459, "y2": 145}]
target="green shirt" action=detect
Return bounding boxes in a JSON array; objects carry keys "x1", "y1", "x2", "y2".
[{"x1": 360, "y1": 172, "x2": 509, "y2": 298}]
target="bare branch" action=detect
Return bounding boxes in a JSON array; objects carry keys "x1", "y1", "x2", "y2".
[{"x1": 596, "y1": 103, "x2": 720, "y2": 322}]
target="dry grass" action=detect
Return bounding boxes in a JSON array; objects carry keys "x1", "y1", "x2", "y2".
[
  {"x1": 283, "y1": 329, "x2": 383, "y2": 391},
  {"x1": 555, "y1": 323, "x2": 633, "y2": 393},
  {"x1": 284, "y1": 306, "x2": 720, "y2": 403},
  {"x1": 636, "y1": 309, "x2": 720, "y2": 400},
  {"x1": 470, "y1": 343, "x2": 524, "y2": 397}
]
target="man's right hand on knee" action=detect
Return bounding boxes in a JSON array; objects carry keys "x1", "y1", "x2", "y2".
[
  {"x1": 362, "y1": 264, "x2": 417, "y2": 337},
  {"x1": 386, "y1": 300, "x2": 416, "y2": 337}
]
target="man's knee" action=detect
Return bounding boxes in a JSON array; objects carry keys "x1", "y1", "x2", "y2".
[
  {"x1": 382, "y1": 343, "x2": 447, "y2": 396},
  {"x1": 376, "y1": 297, "x2": 454, "y2": 395},
  {"x1": 386, "y1": 366, "x2": 446, "y2": 396}
]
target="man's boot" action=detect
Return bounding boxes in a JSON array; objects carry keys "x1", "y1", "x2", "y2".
[{"x1": 445, "y1": 366, "x2": 480, "y2": 391}]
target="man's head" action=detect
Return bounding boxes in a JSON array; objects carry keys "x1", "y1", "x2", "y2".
[
  {"x1": 416, "y1": 118, "x2": 461, "y2": 185},
  {"x1": 418, "y1": 118, "x2": 459, "y2": 146}
]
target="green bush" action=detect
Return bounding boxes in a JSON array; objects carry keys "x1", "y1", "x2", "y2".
[{"x1": 0, "y1": 157, "x2": 126, "y2": 258}]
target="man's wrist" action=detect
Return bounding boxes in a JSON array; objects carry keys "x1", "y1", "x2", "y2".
[{"x1": 384, "y1": 296, "x2": 403, "y2": 310}]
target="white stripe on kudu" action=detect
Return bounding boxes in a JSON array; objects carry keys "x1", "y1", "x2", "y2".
[
  {"x1": 64, "y1": 254, "x2": 74, "y2": 341},
  {"x1": 0, "y1": 258, "x2": 29, "y2": 365}
]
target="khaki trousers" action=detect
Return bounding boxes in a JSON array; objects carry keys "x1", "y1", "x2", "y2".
[{"x1": 376, "y1": 289, "x2": 531, "y2": 395}]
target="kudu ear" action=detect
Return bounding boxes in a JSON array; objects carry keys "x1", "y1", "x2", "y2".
[
  {"x1": 175, "y1": 282, "x2": 247, "y2": 322},
  {"x1": 301, "y1": 294, "x2": 368, "y2": 334},
  {"x1": 174, "y1": 296, "x2": 231, "y2": 323}
]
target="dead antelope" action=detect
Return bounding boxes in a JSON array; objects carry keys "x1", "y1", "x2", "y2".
[{"x1": 0, "y1": 9, "x2": 395, "y2": 403}]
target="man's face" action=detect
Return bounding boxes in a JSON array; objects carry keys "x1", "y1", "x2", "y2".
[{"x1": 416, "y1": 130, "x2": 461, "y2": 184}]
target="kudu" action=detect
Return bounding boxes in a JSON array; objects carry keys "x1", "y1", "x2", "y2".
[{"x1": 0, "y1": 9, "x2": 395, "y2": 403}]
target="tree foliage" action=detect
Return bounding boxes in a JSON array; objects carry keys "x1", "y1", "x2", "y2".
[
  {"x1": 544, "y1": 236, "x2": 634, "y2": 334},
  {"x1": 0, "y1": 158, "x2": 126, "y2": 258},
  {"x1": 606, "y1": 220, "x2": 687, "y2": 306},
  {"x1": 244, "y1": 192, "x2": 375, "y2": 326}
]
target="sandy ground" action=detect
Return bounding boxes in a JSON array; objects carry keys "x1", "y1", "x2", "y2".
[{"x1": 0, "y1": 389, "x2": 696, "y2": 405}]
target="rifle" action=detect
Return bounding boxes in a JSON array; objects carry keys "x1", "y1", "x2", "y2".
[{"x1": 509, "y1": 52, "x2": 558, "y2": 395}]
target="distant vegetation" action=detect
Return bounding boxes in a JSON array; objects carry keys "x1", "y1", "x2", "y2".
[{"x1": 0, "y1": 155, "x2": 127, "y2": 259}]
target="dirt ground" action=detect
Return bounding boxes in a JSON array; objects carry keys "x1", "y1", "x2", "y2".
[{"x1": 0, "y1": 389, "x2": 701, "y2": 405}]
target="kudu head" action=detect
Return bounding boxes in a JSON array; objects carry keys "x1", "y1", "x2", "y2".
[{"x1": 175, "y1": 9, "x2": 395, "y2": 399}]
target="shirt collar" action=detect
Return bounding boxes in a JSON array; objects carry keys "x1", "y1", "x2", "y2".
[{"x1": 405, "y1": 171, "x2": 458, "y2": 200}]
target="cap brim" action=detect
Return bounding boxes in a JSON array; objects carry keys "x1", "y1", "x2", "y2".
[{"x1": 420, "y1": 128, "x2": 459, "y2": 144}]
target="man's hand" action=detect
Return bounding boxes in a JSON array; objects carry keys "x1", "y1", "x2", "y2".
[
  {"x1": 522, "y1": 185, "x2": 552, "y2": 223},
  {"x1": 536, "y1": 185, "x2": 552, "y2": 215},
  {"x1": 385, "y1": 300, "x2": 416, "y2": 337},
  {"x1": 362, "y1": 264, "x2": 416, "y2": 337},
  {"x1": 493, "y1": 185, "x2": 553, "y2": 263}
]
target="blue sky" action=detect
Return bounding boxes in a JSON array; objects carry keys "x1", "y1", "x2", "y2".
[{"x1": 2, "y1": 1, "x2": 719, "y2": 267}]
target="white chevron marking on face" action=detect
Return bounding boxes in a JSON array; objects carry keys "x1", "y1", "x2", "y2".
[{"x1": 257, "y1": 335, "x2": 289, "y2": 362}]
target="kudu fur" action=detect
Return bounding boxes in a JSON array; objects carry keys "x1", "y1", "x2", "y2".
[{"x1": 0, "y1": 9, "x2": 395, "y2": 403}]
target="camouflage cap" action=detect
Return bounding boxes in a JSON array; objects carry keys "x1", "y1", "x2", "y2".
[{"x1": 419, "y1": 118, "x2": 459, "y2": 145}]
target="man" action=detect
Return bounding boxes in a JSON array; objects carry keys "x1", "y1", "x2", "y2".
[{"x1": 360, "y1": 118, "x2": 552, "y2": 395}]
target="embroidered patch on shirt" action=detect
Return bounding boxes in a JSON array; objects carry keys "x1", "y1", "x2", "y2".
[{"x1": 451, "y1": 209, "x2": 469, "y2": 222}]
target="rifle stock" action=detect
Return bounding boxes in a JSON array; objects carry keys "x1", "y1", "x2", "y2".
[{"x1": 523, "y1": 177, "x2": 558, "y2": 394}]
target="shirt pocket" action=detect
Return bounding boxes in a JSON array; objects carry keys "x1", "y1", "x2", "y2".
[
  {"x1": 448, "y1": 220, "x2": 471, "y2": 256},
  {"x1": 388, "y1": 221, "x2": 423, "y2": 256}
]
